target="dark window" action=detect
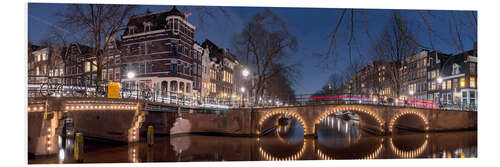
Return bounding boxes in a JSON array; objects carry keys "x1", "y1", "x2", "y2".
[
  {"x1": 146, "y1": 62, "x2": 152, "y2": 73},
  {"x1": 171, "y1": 64, "x2": 177, "y2": 74},
  {"x1": 139, "y1": 63, "x2": 145, "y2": 74}
]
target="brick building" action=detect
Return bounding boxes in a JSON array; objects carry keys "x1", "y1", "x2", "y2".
[{"x1": 120, "y1": 7, "x2": 199, "y2": 97}]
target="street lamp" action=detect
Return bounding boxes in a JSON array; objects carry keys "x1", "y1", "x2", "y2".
[
  {"x1": 242, "y1": 68, "x2": 251, "y2": 106},
  {"x1": 408, "y1": 90, "x2": 414, "y2": 107},
  {"x1": 240, "y1": 87, "x2": 246, "y2": 107},
  {"x1": 242, "y1": 68, "x2": 249, "y2": 77},
  {"x1": 436, "y1": 76, "x2": 444, "y2": 109},
  {"x1": 127, "y1": 72, "x2": 138, "y2": 99},
  {"x1": 127, "y1": 72, "x2": 135, "y2": 79},
  {"x1": 437, "y1": 77, "x2": 443, "y2": 84}
]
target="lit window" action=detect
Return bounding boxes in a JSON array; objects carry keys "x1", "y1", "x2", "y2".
[
  {"x1": 85, "y1": 62, "x2": 91, "y2": 72},
  {"x1": 441, "y1": 82, "x2": 446, "y2": 90},
  {"x1": 36, "y1": 67, "x2": 39, "y2": 75},
  {"x1": 92, "y1": 60, "x2": 97, "y2": 71},
  {"x1": 460, "y1": 77, "x2": 466, "y2": 88},
  {"x1": 447, "y1": 80, "x2": 452, "y2": 90},
  {"x1": 470, "y1": 77, "x2": 476, "y2": 88}
]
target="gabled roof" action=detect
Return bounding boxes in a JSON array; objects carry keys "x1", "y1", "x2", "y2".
[
  {"x1": 123, "y1": 6, "x2": 187, "y2": 36},
  {"x1": 201, "y1": 39, "x2": 238, "y2": 64}
]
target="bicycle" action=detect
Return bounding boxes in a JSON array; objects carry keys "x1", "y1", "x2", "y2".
[
  {"x1": 39, "y1": 76, "x2": 63, "y2": 97},
  {"x1": 71, "y1": 76, "x2": 92, "y2": 97}
]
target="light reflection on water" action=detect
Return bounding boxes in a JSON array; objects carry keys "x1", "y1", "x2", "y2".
[{"x1": 28, "y1": 115, "x2": 477, "y2": 164}]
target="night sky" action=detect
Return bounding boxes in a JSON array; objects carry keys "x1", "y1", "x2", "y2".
[{"x1": 27, "y1": 3, "x2": 476, "y2": 95}]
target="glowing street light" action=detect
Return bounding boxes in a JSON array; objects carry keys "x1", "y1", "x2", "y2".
[
  {"x1": 409, "y1": 90, "x2": 414, "y2": 96},
  {"x1": 240, "y1": 87, "x2": 246, "y2": 93},
  {"x1": 242, "y1": 68, "x2": 250, "y2": 77},
  {"x1": 437, "y1": 77, "x2": 443, "y2": 84},
  {"x1": 127, "y1": 72, "x2": 135, "y2": 79}
]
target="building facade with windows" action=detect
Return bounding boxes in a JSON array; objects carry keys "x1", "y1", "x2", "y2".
[
  {"x1": 120, "y1": 7, "x2": 197, "y2": 97},
  {"x1": 201, "y1": 39, "x2": 239, "y2": 102},
  {"x1": 401, "y1": 50, "x2": 430, "y2": 100},
  {"x1": 430, "y1": 48, "x2": 477, "y2": 107}
]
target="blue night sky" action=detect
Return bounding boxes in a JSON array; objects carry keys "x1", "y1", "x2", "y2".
[{"x1": 28, "y1": 3, "x2": 477, "y2": 95}]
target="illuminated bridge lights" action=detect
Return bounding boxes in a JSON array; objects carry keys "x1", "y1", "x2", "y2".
[
  {"x1": 63, "y1": 104, "x2": 137, "y2": 111},
  {"x1": 316, "y1": 138, "x2": 384, "y2": 160},
  {"x1": 388, "y1": 110, "x2": 429, "y2": 132},
  {"x1": 389, "y1": 135, "x2": 429, "y2": 158},
  {"x1": 258, "y1": 140, "x2": 307, "y2": 161},
  {"x1": 27, "y1": 106, "x2": 45, "y2": 112},
  {"x1": 258, "y1": 109, "x2": 307, "y2": 135}
]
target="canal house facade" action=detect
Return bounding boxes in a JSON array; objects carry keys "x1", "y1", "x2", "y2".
[{"x1": 120, "y1": 7, "x2": 199, "y2": 98}]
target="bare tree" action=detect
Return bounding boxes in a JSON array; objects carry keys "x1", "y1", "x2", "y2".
[
  {"x1": 56, "y1": 4, "x2": 139, "y2": 85},
  {"x1": 231, "y1": 8, "x2": 299, "y2": 104},
  {"x1": 373, "y1": 12, "x2": 418, "y2": 97},
  {"x1": 324, "y1": 9, "x2": 477, "y2": 66}
]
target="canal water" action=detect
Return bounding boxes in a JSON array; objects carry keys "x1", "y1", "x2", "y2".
[{"x1": 28, "y1": 115, "x2": 477, "y2": 164}]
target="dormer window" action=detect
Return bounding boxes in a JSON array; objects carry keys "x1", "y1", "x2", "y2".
[
  {"x1": 452, "y1": 63, "x2": 461, "y2": 75},
  {"x1": 143, "y1": 22, "x2": 152, "y2": 32},
  {"x1": 128, "y1": 26, "x2": 136, "y2": 35}
]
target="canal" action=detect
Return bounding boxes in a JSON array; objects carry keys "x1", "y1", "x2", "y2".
[{"x1": 28, "y1": 115, "x2": 477, "y2": 164}]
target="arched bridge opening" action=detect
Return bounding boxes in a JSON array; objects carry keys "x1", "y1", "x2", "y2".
[
  {"x1": 314, "y1": 106, "x2": 385, "y2": 136},
  {"x1": 389, "y1": 110, "x2": 429, "y2": 134},
  {"x1": 257, "y1": 110, "x2": 306, "y2": 137}
]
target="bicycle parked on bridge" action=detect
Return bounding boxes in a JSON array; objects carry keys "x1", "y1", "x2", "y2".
[{"x1": 39, "y1": 76, "x2": 64, "y2": 97}]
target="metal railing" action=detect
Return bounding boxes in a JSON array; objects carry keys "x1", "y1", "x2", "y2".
[{"x1": 27, "y1": 76, "x2": 477, "y2": 111}]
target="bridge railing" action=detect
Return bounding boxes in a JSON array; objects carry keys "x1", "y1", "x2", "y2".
[{"x1": 27, "y1": 76, "x2": 477, "y2": 111}]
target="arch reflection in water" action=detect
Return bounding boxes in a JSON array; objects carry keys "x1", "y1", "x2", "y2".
[
  {"x1": 389, "y1": 134, "x2": 429, "y2": 159},
  {"x1": 316, "y1": 138, "x2": 384, "y2": 160},
  {"x1": 258, "y1": 117, "x2": 306, "y2": 161},
  {"x1": 258, "y1": 139, "x2": 307, "y2": 161}
]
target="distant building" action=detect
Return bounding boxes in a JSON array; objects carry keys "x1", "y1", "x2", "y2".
[
  {"x1": 401, "y1": 50, "x2": 449, "y2": 101},
  {"x1": 201, "y1": 39, "x2": 239, "y2": 102},
  {"x1": 429, "y1": 48, "x2": 477, "y2": 106},
  {"x1": 27, "y1": 42, "x2": 40, "y2": 82},
  {"x1": 62, "y1": 43, "x2": 95, "y2": 85},
  {"x1": 102, "y1": 36, "x2": 122, "y2": 83},
  {"x1": 29, "y1": 45, "x2": 66, "y2": 84}
]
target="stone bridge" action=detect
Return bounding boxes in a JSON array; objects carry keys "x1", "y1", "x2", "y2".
[
  {"x1": 252, "y1": 104, "x2": 477, "y2": 136},
  {"x1": 28, "y1": 97, "x2": 476, "y2": 156}
]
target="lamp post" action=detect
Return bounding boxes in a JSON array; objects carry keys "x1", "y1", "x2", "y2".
[
  {"x1": 127, "y1": 72, "x2": 137, "y2": 99},
  {"x1": 409, "y1": 90, "x2": 414, "y2": 107},
  {"x1": 437, "y1": 76, "x2": 443, "y2": 109},
  {"x1": 240, "y1": 87, "x2": 245, "y2": 107},
  {"x1": 242, "y1": 68, "x2": 250, "y2": 106}
]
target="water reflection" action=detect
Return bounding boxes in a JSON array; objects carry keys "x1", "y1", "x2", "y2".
[
  {"x1": 316, "y1": 115, "x2": 361, "y2": 148},
  {"x1": 29, "y1": 120, "x2": 476, "y2": 164}
]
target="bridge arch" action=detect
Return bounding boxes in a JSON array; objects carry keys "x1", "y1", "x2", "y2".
[
  {"x1": 257, "y1": 109, "x2": 307, "y2": 135},
  {"x1": 388, "y1": 110, "x2": 429, "y2": 133},
  {"x1": 313, "y1": 105, "x2": 385, "y2": 134}
]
